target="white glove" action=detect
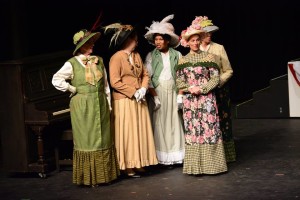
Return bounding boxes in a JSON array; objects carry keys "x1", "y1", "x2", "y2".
[
  {"x1": 177, "y1": 94, "x2": 183, "y2": 110},
  {"x1": 138, "y1": 87, "x2": 147, "y2": 100},
  {"x1": 153, "y1": 96, "x2": 161, "y2": 111},
  {"x1": 134, "y1": 87, "x2": 147, "y2": 103},
  {"x1": 68, "y1": 85, "x2": 77, "y2": 97},
  {"x1": 134, "y1": 90, "x2": 142, "y2": 102}
]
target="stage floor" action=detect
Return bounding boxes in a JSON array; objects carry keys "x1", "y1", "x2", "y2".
[{"x1": 1, "y1": 118, "x2": 300, "y2": 200}]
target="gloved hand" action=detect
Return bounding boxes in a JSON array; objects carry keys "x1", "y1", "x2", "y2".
[
  {"x1": 135, "y1": 87, "x2": 147, "y2": 102},
  {"x1": 134, "y1": 90, "x2": 142, "y2": 102},
  {"x1": 138, "y1": 87, "x2": 147, "y2": 101},
  {"x1": 153, "y1": 96, "x2": 161, "y2": 111},
  {"x1": 68, "y1": 85, "x2": 77, "y2": 97},
  {"x1": 177, "y1": 94, "x2": 183, "y2": 110}
]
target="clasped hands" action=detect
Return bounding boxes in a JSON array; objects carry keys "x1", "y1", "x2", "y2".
[
  {"x1": 188, "y1": 85, "x2": 202, "y2": 95},
  {"x1": 134, "y1": 87, "x2": 147, "y2": 103}
]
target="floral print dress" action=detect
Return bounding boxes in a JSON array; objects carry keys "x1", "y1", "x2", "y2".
[{"x1": 175, "y1": 51, "x2": 227, "y2": 175}]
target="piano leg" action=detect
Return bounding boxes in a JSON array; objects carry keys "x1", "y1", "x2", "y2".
[{"x1": 28, "y1": 125, "x2": 48, "y2": 178}]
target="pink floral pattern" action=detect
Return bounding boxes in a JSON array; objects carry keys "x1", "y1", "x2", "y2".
[{"x1": 177, "y1": 65, "x2": 223, "y2": 145}]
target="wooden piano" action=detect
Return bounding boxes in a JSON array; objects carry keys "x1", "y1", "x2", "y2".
[{"x1": 0, "y1": 51, "x2": 72, "y2": 177}]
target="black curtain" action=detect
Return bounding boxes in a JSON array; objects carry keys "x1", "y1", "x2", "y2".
[{"x1": 2, "y1": 0, "x2": 300, "y2": 103}]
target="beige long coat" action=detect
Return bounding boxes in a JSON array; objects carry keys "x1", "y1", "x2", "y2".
[{"x1": 204, "y1": 42, "x2": 233, "y2": 87}]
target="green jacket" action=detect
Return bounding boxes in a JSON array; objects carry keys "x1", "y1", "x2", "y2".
[{"x1": 150, "y1": 48, "x2": 180, "y2": 88}]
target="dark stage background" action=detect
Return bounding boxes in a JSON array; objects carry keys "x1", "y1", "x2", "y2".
[{"x1": 2, "y1": 0, "x2": 300, "y2": 103}]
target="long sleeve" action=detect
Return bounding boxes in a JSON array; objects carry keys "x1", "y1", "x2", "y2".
[
  {"x1": 136, "y1": 52, "x2": 150, "y2": 89},
  {"x1": 144, "y1": 52, "x2": 154, "y2": 88},
  {"x1": 200, "y1": 67, "x2": 220, "y2": 94},
  {"x1": 102, "y1": 67, "x2": 110, "y2": 95},
  {"x1": 175, "y1": 58, "x2": 190, "y2": 92},
  {"x1": 52, "y1": 61, "x2": 76, "y2": 93},
  {"x1": 219, "y1": 45, "x2": 233, "y2": 87},
  {"x1": 103, "y1": 67, "x2": 112, "y2": 110},
  {"x1": 109, "y1": 54, "x2": 136, "y2": 98},
  {"x1": 176, "y1": 71, "x2": 189, "y2": 93},
  {"x1": 141, "y1": 65, "x2": 150, "y2": 89}
]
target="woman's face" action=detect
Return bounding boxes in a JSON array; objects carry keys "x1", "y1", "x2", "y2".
[
  {"x1": 80, "y1": 41, "x2": 94, "y2": 55},
  {"x1": 154, "y1": 35, "x2": 169, "y2": 52},
  {"x1": 188, "y1": 34, "x2": 201, "y2": 52},
  {"x1": 201, "y1": 32, "x2": 212, "y2": 44}
]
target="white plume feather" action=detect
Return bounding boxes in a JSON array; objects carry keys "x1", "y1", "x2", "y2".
[{"x1": 160, "y1": 14, "x2": 174, "y2": 23}]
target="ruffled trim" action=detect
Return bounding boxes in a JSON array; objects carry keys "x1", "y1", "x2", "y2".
[
  {"x1": 156, "y1": 149, "x2": 185, "y2": 165},
  {"x1": 73, "y1": 146, "x2": 120, "y2": 186},
  {"x1": 119, "y1": 158, "x2": 159, "y2": 170},
  {"x1": 183, "y1": 143, "x2": 227, "y2": 175}
]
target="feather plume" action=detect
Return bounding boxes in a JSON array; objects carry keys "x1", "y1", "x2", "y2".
[
  {"x1": 103, "y1": 23, "x2": 133, "y2": 47},
  {"x1": 145, "y1": 14, "x2": 174, "y2": 31},
  {"x1": 103, "y1": 23, "x2": 123, "y2": 33},
  {"x1": 90, "y1": 11, "x2": 103, "y2": 32},
  {"x1": 160, "y1": 14, "x2": 174, "y2": 23}
]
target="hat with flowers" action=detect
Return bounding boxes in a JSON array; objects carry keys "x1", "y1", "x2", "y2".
[
  {"x1": 144, "y1": 14, "x2": 180, "y2": 48},
  {"x1": 200, "y1": 16, "x2": 219, "y2": 33},
  {"x1": 180, "y1": 16, "x2": 206, "y2": 47},
  {"x1": 73, "y1": 29, "x2": 101, "y2": 55}
]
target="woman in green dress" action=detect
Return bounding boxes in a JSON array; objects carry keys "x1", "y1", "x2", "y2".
[{"x1": 52, "y1": 29, "x2": 120, "y2": 186}]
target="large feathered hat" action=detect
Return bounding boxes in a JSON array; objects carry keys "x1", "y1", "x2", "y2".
[
  {"x1": 103, "y1": 23, "x2": 135, "y2": 49},
  {"x1": 144, "y1": 14, "x2": 180, "y2": 48}
]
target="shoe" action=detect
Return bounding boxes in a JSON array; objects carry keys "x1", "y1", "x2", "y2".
[
  {"x1": 127, "y1": 173, "x2": 141, "y2": 178},
  {"x1": 126, "y1": 168, "x2": 141, "y2": 178}
]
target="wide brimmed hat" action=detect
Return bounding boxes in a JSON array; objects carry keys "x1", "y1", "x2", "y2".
[
  {"x1": 181, "y1": 28, "x2": 205, "y2": 41},
  {"x1": 200, "y1": 16, "x2": 219, "y2": 33},
  {"x1": 144, "y1": 14, "x2": 180, "y2": 48},
  {"x1": 103, "y1": 23, "x2": 135, "y2": 49},
  {"x1": 180, "y1": 16, "x2": 206, "y2": 47},
  {"x1": 73, "y1": 29, "x2": 101, "y2": 55}
]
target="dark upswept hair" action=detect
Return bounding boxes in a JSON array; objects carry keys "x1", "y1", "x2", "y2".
[{"x1": 152, "y1": 33, "x2": 171, "y2": 42}]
